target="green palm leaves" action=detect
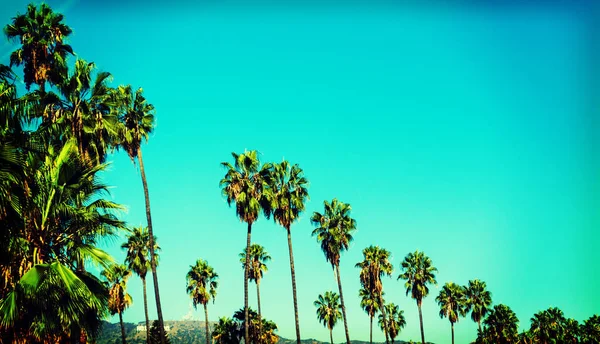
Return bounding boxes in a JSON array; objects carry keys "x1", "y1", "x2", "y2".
[
  {"x1": 102, "y1": 264, "x2": 132, "y2": 344},
  {"x1": 186, "y1": 259, "x2": 219, "y2": 344},
  {"x1": 379, "y1": 303, "x2": 406, "y2": 344},
  {"x1": 464, "y1": 279, "x2": 492, "y2": 333},
  {"x1": 435, "y1": 282, "x2": 467, "y2": 344},
  {"x1": 239, "y1": 244, "x2": 270, "y2": 285},
  {"x1": 480, "y1": 304, "x2": 519, "y2": 343},
  {"x1": 314, "y1": 291, "x2": 342, "y2": 344}
]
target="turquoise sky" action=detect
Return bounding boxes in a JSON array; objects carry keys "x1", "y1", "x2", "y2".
[{"x1": 2, "y1": 1, "x2": 599, "y2": 343}]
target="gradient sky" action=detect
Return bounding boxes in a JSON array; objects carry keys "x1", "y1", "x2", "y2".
[{"x1": 2, "y1": 1, "x2": 599, "y2": 343}]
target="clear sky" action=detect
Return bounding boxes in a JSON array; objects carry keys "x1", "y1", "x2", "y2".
[{"x1": 1, "y1": 1, "x2": 599, "y2": 343}]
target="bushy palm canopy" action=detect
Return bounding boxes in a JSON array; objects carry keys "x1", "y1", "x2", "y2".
[
  {"x1": 121, "y1": 226, "x2": 159, "y2": 279},
  {"x1": 220, "y1": 150, "x2": 271, "y2": 224},
  {"x1": 114, "y1": 85, "x2": 154, "y2": 161},
  {"x1": 581, "y1": 315, "x2": 600, "y2": 344},
  {"x1": 314, "y1": 291, "x2": 342, "y2": 331},
  {"x1": 530, "y1": 307, "x2": 567, "y2": 343},
  {"x1": 359, "y1": 287, "x2": 381, "y2": 319},
  {"x1": 102, "y1": 264, "x2": 132, "y2": 316},
  {"x1": 479, "y1": 304, "x2": 519, "y2": 344},
  {"x1": 356, "y1": 246, "x2": 393, "y2": 296},
  {"x1": 398, "y1": 250, "x2": 437, "y2": 305},
  {"x1": 464, "y1": 279, "x2": 492, "y2": 325},
  {"x1": 212, "y1": 317, "x2": 240, "y2": 344},
  {"x1": 239, "y1": 244, "x2": 270, "y2": 284},
  {"x1": 266, "y1": 160, "x2": 309, "y2": 229},
  {"x1": 4, "y1": 3, "x2": 73, "y2": 91},
  {"x1": 435, "y1": 282, "x2": 466, "y2": 324},
  {"x1": 186, "y1": 259, "x2": 218, "y2": 308},
  {"x1": 379, "y1": 303, "x2": 406, "y2": 342},
  {"x1": 311, "y1": 198, "x2": 356, "y2": 267}
]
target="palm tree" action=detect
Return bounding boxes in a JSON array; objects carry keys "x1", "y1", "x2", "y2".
[
  {"x1": 102, "y1": 264, "x2": 133, "y2": 344},
  {"x1": 186, "y1": 259, "x2": 219, "y2": 344},
  {"x1": 359, "y1": 287, "x2": 381, "y2": 344},
  {"x1": 464, "y1": 279, "x2": 492, "y2": 334},
  {"x1": 479, "y1": 304, "x2": 519, "y2": 344},
  {"x1": 581, "y1": 315, "x2": 600, "y2": 344},
  {"x1": 397, "y1": 250, "x2": 437, "y2": 344},
  {"x1": 356, "y1": 245, "x2": 393, "y2": 344},
  {"x1": 212, "y1": 317, "x2": 240, "y2": 344},
  {"x1": 3, "y1": 3, "x2": 73, "y2": 92},
  {"x1": 311, "y1": 198, "x2": 356, "y2": 344},
  {"x1": 563, "y1": 318, "x2": 580, "y2": 343},
  {"x1": 122, "y1": 226, "x2": 159, "y2": 344},
  {"x1": 314, "y1": 291, "x2": 343, "y2": 344},
  {"x1": 530, "y1": 307, "x2": 566, "y2": 344},
  {"x1": 115, "y1": 85, "x2": 166, "y2": 342},
  {"x1": 239, "y1": 243, "x2": 271, "y2": 339},
  {"x1": 435, "y1": 282, "x2": 466, "y2": 344},
  {"x1": 379, "y1": 303, "x2": 406, "y2": 344},
  {"x1": 265, "y1": 160, "x2": 308, "y2": 344},
  {"x1": 220, "y1": 150, "x2": 271, "y2": 344}
]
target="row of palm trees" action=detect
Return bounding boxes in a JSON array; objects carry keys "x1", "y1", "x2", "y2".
[{"x1": 0, "y1": 4, "x2": 169, "y2": 343}]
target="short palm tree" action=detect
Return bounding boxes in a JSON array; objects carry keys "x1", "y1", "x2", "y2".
[
  {"x1": 479, "y1": 304, "x2": 519, "y2": 343},
  {"x1": 122, "y1": 226, "x2": 159, "y2": 344},
  {"x1": 464, "y1": 279, "x2": 492, "y2": 334},
  {"x1": 397, "y1": 250, "x2": 437, "y2": 344},
  {"x1": 102, "y1": 264, "x2": 132, "y2": 344},
  {"x1": 356, "y1": 245, "x2": 393, "y2": 344},
  {"x1": 239, "y1": 243, "x2": 271, "y2": 338},
  {"x1": 212, "y1": 317, "x2": 239, "y2": 344},
  {"x1": 379, "y1": 303, "x2": 406, "y2": 344},
  {"x1": 220, "y1": 150, "x2": 271, "y2": 344},
  {"x1": 436, "y1": 282, "x2": 467, "y2": 344},
  {"x1": 265, "y1": 160, "x2": 309, "y2": 344},
  {"x1": 186, "y1": 259, "x2": 219, "y2": 344},
  {"x1": 530, "y1": 307, "x2": 566, "y2": 344},
  {"x1": 359, "y1": 287, "x2": 381, "y2": 344},
  {"x1": 311, "y1": 198, "x2": 356, "y2": 344},
  {"x1": 314, "y1": 291, "x2": 343, "y2": 344},
  {"x1": 4, "y1": 3, "x2": 73, "y2": 91},
  {"x1": 115, "y1": 85, "x2": 166, "y2": 342}
]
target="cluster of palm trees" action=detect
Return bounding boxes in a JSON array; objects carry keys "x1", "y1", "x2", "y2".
[{"x1": 0, "y1": 4, "x2": 168, "y2": 343}]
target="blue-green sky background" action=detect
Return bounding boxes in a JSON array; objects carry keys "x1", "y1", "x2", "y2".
[{"x1": 2, "y1": 1, "x2": 599, "y2": 343}]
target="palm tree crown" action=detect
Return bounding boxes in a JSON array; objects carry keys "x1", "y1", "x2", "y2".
[
  {"x1": 464, "y1": 279, "x2": 492, "y2": 330},
  {"x1": 436, "y1": 282, "x2": 467, "y2": 324},
  {"x1": 398, "y1": 250, "x2": 437, "y2": 305},
  {"x1": 311, "y1": 198, "x2": 356, "y2": 268},
  {"x1": 122, "y1": 226, "x2": 159, "y2": 280},
  {"x1": 102, "y1": 264, "x2": 132, "y2": 316},
  {"x1": 266, "y1": 160, "x2": 309, "y2": 229},
  {"x1": 314, "y1": 291, "x2": 342, "y2": 331},
  {"x1": 115, "y1": 85, "x2": 154, "y2": 161},
  {"x1": 186, "y1": 259, "x2": 218, "y2": 307},
  {"x1": 239, "y1": 243, "x2": 271, "y2": 284},
  {"x1": 379, "y1": 303, "x2": 406, "y2": 343}
]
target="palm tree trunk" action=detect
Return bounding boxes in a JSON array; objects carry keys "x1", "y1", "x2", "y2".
[
  {"x1": 330, "y1": 328, "x2": 333, "y2": 344},
  {"x1": 379, "y1": 296, "x2": 390, "y2": 344},
  {"x1": 257, "y1": 280, "x2": 263, "y2": 343},
  {"x1": 370, "y1": 315, "x2": 373, "y2": 344},
  {"x1": 244, "y1": 222, "x2": 252, "y2": 344},
  {"x1": 451, "y1": 322, "x2": 454, "y2": 344},
  {"x1": 417, "y1": 301, "x2": 425, "y2": 344},
  {"x1": 137, "y1": 148, "x2": 166, "y2": 344},
  {"x1": 204, "y1": 303, "x2": 210, "y2": 344},
  {"x1": 142, "y1": 277, "x2": 150, "y2": 344},
  {"x1": 119, "y1": 311, "x2": 127, "y2": 344},
  {"x1": 286, "y1": 226, "x2": 301, "y2": 344},
  {"x1": 334, "y1": 263, "x2": 351, "y2": 344},
  {"x1": 478, "y1": 320, "x2": 482, "y2": 337}
]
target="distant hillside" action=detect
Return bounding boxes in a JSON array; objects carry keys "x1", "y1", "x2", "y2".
[{"x1": 97, "y1": 320, "x2": 428, "y2": 344}]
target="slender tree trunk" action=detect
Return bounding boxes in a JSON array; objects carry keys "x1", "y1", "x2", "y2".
[
  {"x1": 204, "y1": 303, "x2": 210, "y2": 344},
  {"x1": 257, "y1": 280, "x2": 262, "y2": 343},
  {"x1": 334, "y1": 263, "x2": 351, "y2": 344},
  {"x1": 451, "y1": 322, "x2": 454, "y2": 344},
  {"x1": 286, "y1": 226, "x2": 301, "y2": 344},
  {"x1": 370, "y1": 315, "x2": 373, "y2": 344},
  {"x1": 137, "y1": 149, "x2": 166, "y2": 344},
  {"x1": 478, "y1": 320, "x2": 482, "y2": 336},
  {"x1": 244, "y1": 222, "x2": 252, "y2": 344},
  {"x1": 379, "y1": 296, "x2": 390, "y2": 344},
  {"x1": 329, "y1": 328, "x2": 333, "y2": 344},
  {"x1": 142, "y1": 277, "x2": 150, "y2": 344},
  {"x1": 417, "y1": 301, "x2": 425, "y2": 344},
  {"x1": 119, "y1": 311, "x2": 127, "y2": 344}
]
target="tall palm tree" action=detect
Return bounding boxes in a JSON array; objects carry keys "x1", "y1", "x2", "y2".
[
  {"x1": 311, "y1": 198, "x2": 356, "y2": 344},
  {"x1": 220, "y1": 150, "x2": 271, "y2": 344},
  {"x1": 436, "y1": 282, "x2": 466, "y2": 344},
  {"x1": 464, "y1": 279, "x2": 492, "y2": 334},
  {"x1": 265, "y1": 160, "x2": 308, "y2": 344},
  {"x1": 479, "y1": 304, "x2": 519, "y2": 344},
  {"x1": 3, "y1": 3, "x2": 73, "y2": 92},
  {"x1": 239, "y1": 243, "x2": 271, "y2": 339},
  {"x1": 115, "y1": 85, "x2": 166, "y2": 342},
  {"x1": 314, "y1": 291, "x2": 343, "y2": 344},
  {"x1": 356, "y1": 246, "x2": 393, "y2": 344},
  {"x1": 378, "y1": 303, "x2": 406, "y2": 344},
  {"x1": 397, "y1": 250, "x2": 437, "y2": 344},
  {"x1": 102, "y1": 264, "x2": 133, "y2": 344},
  {"x1": 186, "y1": 259, "x2": 219, "y2": 344},
  {"x1": 359, "y1": 287, "x2": 381, "y2": 344},
  {"x1": 122, "y1": 226, "x2": 159, "y2": 344}
]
